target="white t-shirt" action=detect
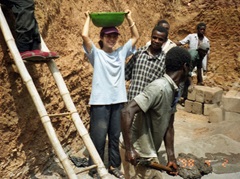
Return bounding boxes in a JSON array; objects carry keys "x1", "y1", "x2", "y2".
[
  {"x1": 179, "y1": 33, "x2": 210, "y2": 50},
  {"x1": 179, "y1": 33, "x2": 210, "y2": 70},
  {"x1": 83, "y1": 40, "x2": 135, "y2": 105}
]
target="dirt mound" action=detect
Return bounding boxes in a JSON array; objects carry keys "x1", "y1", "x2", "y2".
[{"x1": 0, "y1": 0, "x2": 239, "y2": 178}]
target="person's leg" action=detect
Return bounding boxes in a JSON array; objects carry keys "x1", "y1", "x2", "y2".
[
  {"x1": 202, "y1": 56, "x2": 207, "y2": 72},
  {"x1": 9, "y1": 0, "x2": 38, "y2": 52},
  {"x1": 31, "y1": 14, "x2": 41, "y2": 51},
  {"x1": 8, "y1": 0, "x2": 58, "y2": 61},
  {"x1": 0, "y1": 0, "x2": 13, "y2": 8},
  {"x1": 108, "y1": 103, "x2": 125, "y2": 178},
  {"x1": 88, "y1": 105, "x2": 110, "y2": 176},
  {"x1": 178, "y1": 81, "x2": 186, "y2": 106},
  {"x1": 181, "y1": 78, "x2": 190, "y2": 106},
  {"x1": 133, "y1": 164, "x2": 163, "y2": 179},
  {"x1": 108, "y1": 103, "x2": 123, "y2": 168},
  {"x1": 119, "y1": 113, "x2": 139, "y2": 179},
  {"x1": 119, "y1": 143, "x2": 136, "y2": 179}
]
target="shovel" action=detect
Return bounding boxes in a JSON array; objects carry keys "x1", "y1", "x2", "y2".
[{"x1": 137, "y1": 158, "x2": 175, "y2": 173}]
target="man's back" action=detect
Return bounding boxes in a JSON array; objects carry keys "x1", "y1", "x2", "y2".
[{"x1": 132, "y1": 74, "x2": 177, "y2": 157}]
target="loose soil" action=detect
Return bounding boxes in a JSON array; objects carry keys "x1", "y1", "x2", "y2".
[{"x1": 0, "y1": 0, "x2": 239, "y2": 178}]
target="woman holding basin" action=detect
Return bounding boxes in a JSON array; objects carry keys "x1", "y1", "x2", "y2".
[{"x1": 82, "y1": 10, "x2": 139, "y2": 178}]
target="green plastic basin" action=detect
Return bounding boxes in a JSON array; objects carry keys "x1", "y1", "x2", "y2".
[{"x1": 90, "y1": 12, "x2": 126, "y2": 27}]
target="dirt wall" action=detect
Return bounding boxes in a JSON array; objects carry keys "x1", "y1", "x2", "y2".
[{"x1": 0, "y1": 0, "x2": 239, "y2": 178}]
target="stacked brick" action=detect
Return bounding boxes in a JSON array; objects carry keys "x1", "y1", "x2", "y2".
[
  {"x1": 185, "y1": 85, "x2": 223, "y2": 114},
  {"x1": 184, "y1": 86, "x2": 240, "y2": 122},
  {"x1": 222, "y1": 90, "x2": 240, "y2": 121}
]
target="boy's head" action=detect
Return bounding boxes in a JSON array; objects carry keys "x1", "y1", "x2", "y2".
[
  {"x1": 150, "y1": 26, "x2": 168, "y2": 50},
  {"x1": 151, "y1": 25, "x2": 168, "y2": 39},
  {"x1": 196, "y1": 22, "x2": 206, "y2": 35},
  {"x1": 196, "y1": 22, "x2": 206, "y2": 30},
  {"x1": 165, "y1": 46, "x2": 191, "y2": 72},
  {"x1": 156, "y1": 19, "x2": 170, "y2": 31}
]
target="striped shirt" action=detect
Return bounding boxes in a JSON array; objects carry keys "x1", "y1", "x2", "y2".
[{"x1": 125, "y1": 45, "x2": 166, "y2": 100}]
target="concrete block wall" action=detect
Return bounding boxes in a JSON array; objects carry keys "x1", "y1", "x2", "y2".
[
  {"x1": 185, "y1": 85, "x2": 223, "y2": 115},
  {"x1": 222, "y1": 90, "x2": 240, "y2": 113},
  {"x1": 185, "y1": 100, "x2": 203, "y2": 114},
  {"x1": 187, "y1": 86, "x2": 223, "y2": 104},
  {"x1": 184, "y1": 87, "x2": 240, "y2": 122},
  {"x1": 222, "y1": 90, "x2": 240, "y2": 121}
]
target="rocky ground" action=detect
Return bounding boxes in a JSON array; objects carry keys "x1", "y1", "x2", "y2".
[
  {"x1": 37, "y1": 106, "x2": 240, "y2": 179},
  {"x1": 0, "y1": 0, "x2": 239, "y2": 178},
  {"x1": 161, "y1": 105, "x2": 240, "y2": 179}
]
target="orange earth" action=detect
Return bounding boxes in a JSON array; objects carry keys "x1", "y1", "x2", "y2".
[{"x1": 0, "y1": 0, "x2": 239, "y2": 178}]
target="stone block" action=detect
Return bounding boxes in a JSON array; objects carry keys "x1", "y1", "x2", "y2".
[
  {"x1": 203, "y1": 103, "x2": 218, "y2": 116},
  {"x1": 193, "y1": 85, "x2": 223, "y2": 104},
  {"x1": 188, "y1": 88, "x2": 196, "y2": 101},
  {"x1": 208, "y1": 107, "x2": 224, "y2": 123},
  {"x1": 185, "y1": 99, "x2": 204, "y2": 115},
  {"x1": 192, "y1": 101, "x2": 203, "y2": 114},
  {"x1": 225, "y1": 111, "x2": 240, "y2": 121},
  {"x1": 195, "y1": 86, "x2": 205, "y2": 103},
  {"x1": 185, "y1": 100, "x2": 193, "y2": 113},
  {"x1": 222, "y1": 90, "x2": 240, "y2": 113},
  {"x1": 204, "y1": 87, "x2": 223, "y2": 104}
]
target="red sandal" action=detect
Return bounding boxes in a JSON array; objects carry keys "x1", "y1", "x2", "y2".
[{"x1": 20, "y1": 50, "x2": 59, "y2": 62}]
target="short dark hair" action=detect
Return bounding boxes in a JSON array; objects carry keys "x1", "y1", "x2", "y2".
[
  {"x1": 156, "y1": 19, "x2": 169, "y2": 26},
  {"x1": 151, "y1": 26, "x2": 168, "y2": 39},
  {"x1": 165, "y1": 47, "x2": 191, "y2": 72},
  {"x1": 196, "y1": 22, "x2": 206, "y2": 30}
]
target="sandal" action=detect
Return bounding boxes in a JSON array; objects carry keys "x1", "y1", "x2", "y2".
[
  {"x1": 109, "y1": 168, "x2": 125, "y2": 179},
  {"x1": 20, "y1": 50, "x2": 59, "y2": 62},
  {"x1": 20, "y1": 50, "x2": 46, "y2": 62},
  {"x1": 89, "y1": 170, "x2": 100, "y2": 179}
]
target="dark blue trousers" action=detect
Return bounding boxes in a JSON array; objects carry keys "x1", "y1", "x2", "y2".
[{"x1": 88, "y1": 103, "x2": 124, "y2": 170}]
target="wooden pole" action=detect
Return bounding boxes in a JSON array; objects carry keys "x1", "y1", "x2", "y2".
[
  {"x1": 41, "y1": 39, "x2": 109, "y2": 178},
  {"x1": 0, "y1": 6, "x2": 77, "y2": 179}
]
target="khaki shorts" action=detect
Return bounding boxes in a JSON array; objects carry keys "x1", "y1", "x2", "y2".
[{"x1": 119, "y1": 141, "x2": 163, "y2": 179}]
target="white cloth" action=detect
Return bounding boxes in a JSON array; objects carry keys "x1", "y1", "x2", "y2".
[
  {"x1": 179, "y1": 33, "x2": 210, "y2": 71},
  {"x1": 146, "y1": 39, "x2": 176, "y2": 54},
  {"x1": 162, "y1": 39, "x2": 177, "y2": 53},
  {"x1": 83, "y1": 40, "x2": 135, "y2": 105}
]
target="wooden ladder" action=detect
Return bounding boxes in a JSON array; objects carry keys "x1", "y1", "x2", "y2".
[{"x1": 0, "y1": 6, "x2": 108, "y2": 179}]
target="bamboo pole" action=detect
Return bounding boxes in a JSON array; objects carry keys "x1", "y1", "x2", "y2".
[
  {"x1": 75, "y1": 164, "x2": 97, "y2": 174},
  {"x1": 0, "y1": 6, "x2": 77, "y2": 179},
  {"x1": 41, "y1": 40, "x2": 109, "y2": 178}
]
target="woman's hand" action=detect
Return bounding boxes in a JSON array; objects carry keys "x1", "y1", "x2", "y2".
[
  {"x1": 125, "y1": 9, "x2": 132, "y2": 19},
  {"x1": 84, "y1": 11, "x2": 90, "y2": 18}
]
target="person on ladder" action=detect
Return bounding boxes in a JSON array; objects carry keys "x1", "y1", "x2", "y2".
[{"x1": 0, "y1": 0, "x2": 59, "y2": 61}]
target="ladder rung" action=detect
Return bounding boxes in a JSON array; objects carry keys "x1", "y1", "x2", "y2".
[
  {"x1": 75, "y1": 164, "x2": 97, "y2": 174},
  {"x1": 49, "y1": 112, "x2": 71, "y2": 117},
  {"x1": 0, "y1": 6, "x2": 108, "y2": 177}
]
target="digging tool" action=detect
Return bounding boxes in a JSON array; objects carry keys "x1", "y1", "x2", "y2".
[{"x1": 137, "y1": 158, "x2": 175, "y2": 173}]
